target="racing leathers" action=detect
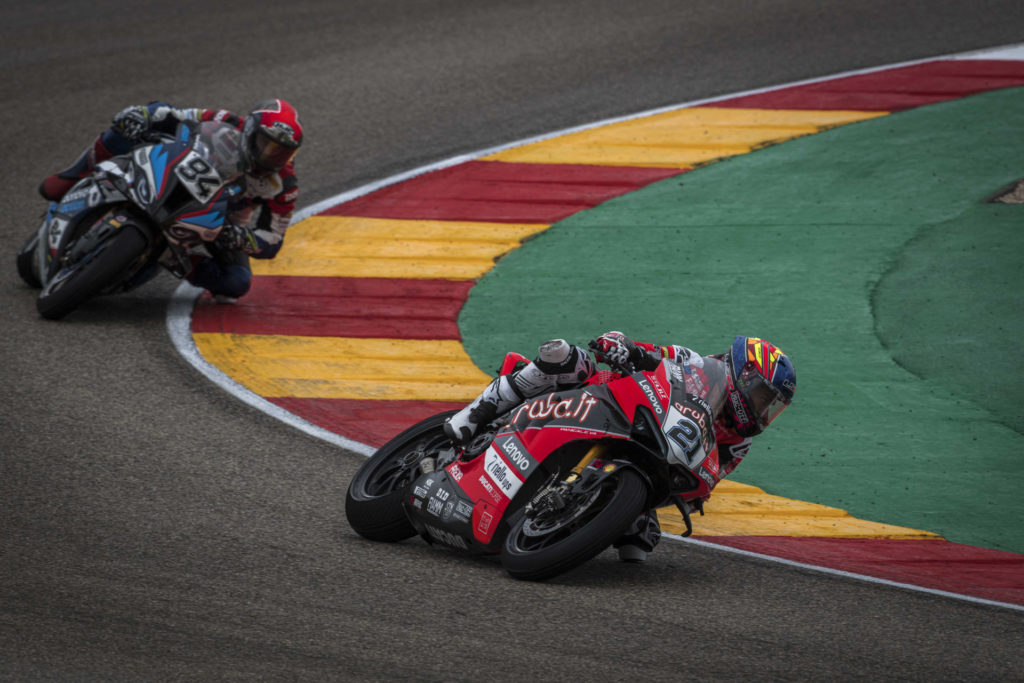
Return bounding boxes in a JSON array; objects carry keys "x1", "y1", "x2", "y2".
[{"x1": 38, "y1": 102, "x2": 299, "y2": 301}]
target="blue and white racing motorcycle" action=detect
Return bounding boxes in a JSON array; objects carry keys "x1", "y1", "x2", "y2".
[{"x1": 17, "y1": 121, "x2": 244, "y2": 319}]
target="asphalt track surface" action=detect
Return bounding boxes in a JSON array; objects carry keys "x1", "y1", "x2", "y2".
[{"x1": 3, "y1": 2, "x2": 1024, "y2": 680}]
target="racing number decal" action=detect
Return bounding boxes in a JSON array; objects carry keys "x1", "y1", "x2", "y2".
[
  {"x1": 175, "y1": 153, "x2": 221, "y2": 201},
  {"x1": 667, "y1": 416, "x2": 702, "y2": 468}
]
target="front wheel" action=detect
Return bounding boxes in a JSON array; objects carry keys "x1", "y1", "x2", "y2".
[
  {"x1": 36, "y1": 225, "x2": 148, "y2": 320},
  {"x1": 345, "y1": 410, "x2": 457, "y2": 542},
  {"x1": 501, "y1": 468, "x2": 648, "y2": 581}
]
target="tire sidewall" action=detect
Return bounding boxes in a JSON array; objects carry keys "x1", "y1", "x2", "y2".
[
  {"x1": 344, "y1": 410, "x2": 457, "y2": 542},
  {"x1": 500, "y1": 468, "x2": 648, "y2": 581},
  {"x1": 36, "y1": 224, "x2": 149, "y2": 319},
  {"x1": 346, "y1": 410, "x2": 456, "y2": 503}
]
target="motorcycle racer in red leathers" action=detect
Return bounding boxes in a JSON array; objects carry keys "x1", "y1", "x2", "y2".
[
  {"x1": 38, "y1": 99, "x2": 303, "y2": 302},
  {"x1": 443, "y1": 331, "x2": 797, "y2": 561}
]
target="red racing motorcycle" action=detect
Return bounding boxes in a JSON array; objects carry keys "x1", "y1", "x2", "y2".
[{"x1": 345, "y1": 350, "x2": 729, "y2": 580}]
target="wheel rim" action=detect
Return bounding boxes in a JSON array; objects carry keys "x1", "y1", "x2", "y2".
[
  {"x1": 511, "y1": 479, "x2": 616, "y2": 552},
  {"x1": 362, "y1": 431, "x2": 450, "y2": 498}
]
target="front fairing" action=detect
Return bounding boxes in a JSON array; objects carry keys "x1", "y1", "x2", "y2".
[
  {"x1": 607, "y1": 358, "x2": 729, "y2": 500},
  {"x1": 37, "y1": 174, "x2": 130, "y2": 282},
  {"x1": 117, "y1": 122, "x2": 243, "y2": 246}
]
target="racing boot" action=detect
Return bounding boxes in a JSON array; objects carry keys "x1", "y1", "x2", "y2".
[
  {"x1": 614, "y1": 510, "x2": 662, "y2": 562},
  {"x1": 38, "y1": 136, "x2": 114, "y2": 201},
  {"x1": 444, "y1": 373, "x2": 522, "y2": 445},
  {"x1": 443, "y1": 339, "x2": 595, "y2": 445}
]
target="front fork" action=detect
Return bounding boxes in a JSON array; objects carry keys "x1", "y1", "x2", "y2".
[
  {"x1": 571, "y1": 443, "x2": 607, "y2": 475},
  {"x1": 563, "y1": 443, "x2": 700, "y2": 537},
  {"x1": 525, "y1": 443, "x2": 628, "y2": 520}
]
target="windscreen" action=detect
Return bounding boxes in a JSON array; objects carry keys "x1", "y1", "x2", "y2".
[{"x1": 196, "y1": 121, "x2": 245, "y2": 182}]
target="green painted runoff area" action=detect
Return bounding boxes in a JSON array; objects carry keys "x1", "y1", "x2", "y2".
[{"x1": 461, "y1": 87, "x2": 1024, "y2": 554}]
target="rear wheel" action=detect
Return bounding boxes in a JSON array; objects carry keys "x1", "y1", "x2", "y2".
[
  {"x1": 345, "y1": 410, "x2": 457, "y2": 542},
  {"x1": 36, "y1": 224, "x2": 148, "y2": 320},
  {"x1": 501, "y1": 468, "x2": 648, "y2": 581}
]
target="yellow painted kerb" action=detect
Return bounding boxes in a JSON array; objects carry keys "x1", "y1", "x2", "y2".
[
  {"x1": 658, "y1": 480, "x2": 941, "y2": 539},
  {"x1": 483, "y1": 107, "x2": 886, "y2": 167},
  {"x1": 193, "y1": 333, "x2": 494, "y2": 401},
  {"x1": 251, "y1": 215, "x2": 550, "y2": 280}
]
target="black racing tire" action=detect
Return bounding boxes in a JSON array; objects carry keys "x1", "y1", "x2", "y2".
[
  {"x1": 501, "y1": 468, "x2": 648, "y2": 581},
  {"x1": 345, "y1": 410, "x2": 457, "y2": 542},
  {"x1": 36, "y1": 225, "x2": 148, "y2": 320},
  {"x1": 16, "y1": 231, "x2": 42, "y2": 289}
]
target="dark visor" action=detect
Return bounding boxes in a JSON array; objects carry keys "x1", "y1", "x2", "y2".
[
  {"x1": 734, "y1": 363, "x2": 789, "y2": 427},
  {"x1": 252, "y1": 130, "x2": 298, "y2": 173}
]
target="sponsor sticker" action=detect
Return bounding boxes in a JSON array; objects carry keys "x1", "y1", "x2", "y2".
[
  {"x1": 650, "y1": 374, "x2": 669, "y2": 402},
  {"x1": 478, "y1": 475, "x2": 502, "y2": 504},
  {"x1": 484, "y1": 446, "x2": 523, "y2": 500},
  {"x1": 425, "y1": 524, "x2": 468, "y2": 550},
  {"x1": 477, "y1": 510, "x2": 493, "y2": 536},
  {"x1": 697, "y1": 467, "x2": 716, "y2": 489},
  {"x1": 499, "y1": 437, "x2": 531, "y2": 471},
  {"x1": 510, "y1": 391, "x2": 599, "y2": 425},
  {"x1": 638, "y1": 378, "x2": 664, "y2": 415},
  {"x1": 427, "y1": 497, "x2": 444, "y2": 516},
  {"x1": 493, "y1": 434, "x2": 538, "y2": 480}
]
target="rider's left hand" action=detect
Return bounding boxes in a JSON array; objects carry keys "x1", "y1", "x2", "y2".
[
  {"x1": 112, "y1": 105, "x2": 150, "y2": 141},
  {"x1": 588, "y1": 331, "x2": 642, "y2": 371}
]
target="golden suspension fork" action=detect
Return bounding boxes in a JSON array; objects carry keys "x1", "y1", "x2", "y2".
[
  {"x1": 569, "y1": 442, "x2": 608, "y2": 478},
  {"x1": 527, "y1": 442, "x2": 610, "y2": 518}
]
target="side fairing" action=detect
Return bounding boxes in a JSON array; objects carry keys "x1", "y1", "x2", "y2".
[
  {"x1": 127, "y1": 125, "x2": 238, "y2": 245},
  {"x1": 508, "y1": 384, "x2": 632, "y2": 440},
  {"x1": 406, "y1": 470, "x2": 477, "y2": 552},
  {"x1": 166, "y1": 192, "x2": 232, "y2": 245},
  {"x1": 406, "y1": 440, "x2": 552, "y2": 553},
  {"x1": 605, "y1": 359, "x2": 724, "y2": 498},
  {"x1": 660, "y1": 359, "x2": 725, "y2": 497},
  {"x1": 130, "y1": 138, "x2": 187, "y2": 209},
  {"x1": 40, "y1": 175, "x2": 128, "y2": 279}
]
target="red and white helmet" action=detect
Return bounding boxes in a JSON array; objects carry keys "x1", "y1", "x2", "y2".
[{"x1": 241, "y1": 99, "x2": 303, "y2": 176}]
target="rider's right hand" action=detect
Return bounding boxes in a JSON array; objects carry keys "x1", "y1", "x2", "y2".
[
  {"x1": 112, "y1": 105, "x2": 149, "y2": 140},
  {"x1": 214, "y1": 222, "x2": 257, "y2": 253}
]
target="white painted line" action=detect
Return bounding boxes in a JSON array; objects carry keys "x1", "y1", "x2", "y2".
[
  {"x1": 167, "y1": 41, "x2": 1024, "y2": 610},
  {"x1": 953, "y1": 43, "x2": 1024, "y2": 60}
]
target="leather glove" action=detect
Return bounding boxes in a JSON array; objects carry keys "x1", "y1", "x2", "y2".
[
  {"x1": 112, "y1": 105, "x2": 150, "y2": 140},
  {"x1": 588, "y1": 331, "x2": 643, "y2": 372},
  {"x1": 215, "y1": 222, "x2": 255, "y2": 252}
]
